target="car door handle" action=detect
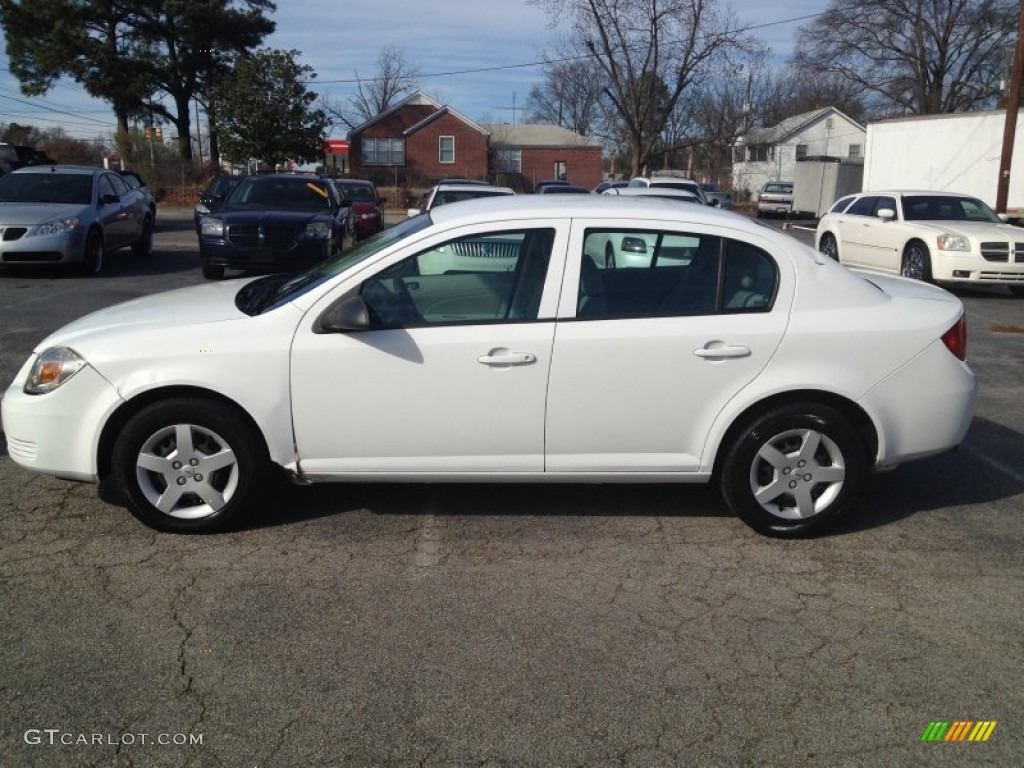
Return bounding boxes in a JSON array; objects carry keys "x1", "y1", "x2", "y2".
[
  {"x1": 693, "y1": 343, "x2": 751, "y2": 360},
  {"x1": 477, "y1": 351, "x2": 537, "y2": 366}
]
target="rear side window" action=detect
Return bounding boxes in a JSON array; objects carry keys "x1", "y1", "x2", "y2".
[
  {"x1": 829, "y1": 196, "x2": 855, "y2": 214},
  {"x1": 577, "y1": 229, "x2": 777, "y2": 319}
]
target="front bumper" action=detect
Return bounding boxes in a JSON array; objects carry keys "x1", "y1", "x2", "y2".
[
  {"x1": 930, "y1": 250, "x2": 1024, "y2": 286},
  {"x1": 199, "y1": 237, "x2": 332, "y2": 271},
  {"x1": 0, "y1": 226, "x2": 87, "y2": 266},
  {"x1": 2, "y1": 359, "x2": 123, "y2": 482}
]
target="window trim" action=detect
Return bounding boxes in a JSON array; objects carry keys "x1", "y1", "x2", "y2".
[
  {"x1": 362, "y1": 137, "x2": 406, "y2": 166},
  {"x1": 439, "y1": 135, "x2": 455, "y2": 164}
]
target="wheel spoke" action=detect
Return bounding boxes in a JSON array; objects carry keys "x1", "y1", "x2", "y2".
[
  {"x1": 174, "y1": 424, "x2": 195, "y2": 460},
  {"x1": 756, "y1": 443, "x2": 790, "y2": 469},
  {"x1": 798, "y1": 430, "x2": 822, "y2": 462},
  {"x1": 813, "y1": 465, "x2": 846, "y2": 484},
  {"x1": 793, "y1": 484, "x2": 817, "y2": 519},
  {"x1": 754, "y1": 478, "x2": 789, "y2": 506},
  {"x1": 155, "y1": 483, "x2": 187, "y2": 514},
  {"x1": 192, "y1": 480, "x2": 226, "y2": 511},
  {"x1": 137, "y1": 451, "x2": 173, "y2": 476},
  {"x1": 200, "y1": 447, "x2": 236, "y2": 473}
]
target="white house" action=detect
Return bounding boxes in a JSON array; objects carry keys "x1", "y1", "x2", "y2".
[{"x1": 731, "y1": 107, "x2": 866, "y2": 198}]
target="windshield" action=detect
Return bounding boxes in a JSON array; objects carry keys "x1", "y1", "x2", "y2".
[
  {"x1": 225, "y1": 177, "x2": 333, "y2": 210},
  {"x1": 0, "y1": 173, "x2": 93, "y2": 204},
  {"x1": 237, "y1": 214, "x2": 433, "y2": 315},
  {"x1": 901, "y1": 195, "x2": 1001, "y2": 223}
]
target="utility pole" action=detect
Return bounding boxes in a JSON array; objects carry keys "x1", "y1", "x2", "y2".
[{"x1": 996, "y1": 0, "x2": 1024, "y2": 212}]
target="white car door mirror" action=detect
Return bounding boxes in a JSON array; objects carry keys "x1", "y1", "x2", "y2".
[
  {"x1": 876, "y1": 208, "x2": 896, "y2": 221},
  {"x1": 997, "y1": 212, "x2": 1009, "y2": 222}
]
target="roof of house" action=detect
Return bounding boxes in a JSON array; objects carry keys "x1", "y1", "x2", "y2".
[
  {"x1": 738, "y1": 107, "x2": 865, "y2": 145},
  {"x1": 349, "y1": 91, "x2": 487, "y2": 137},
  {"x1": 483, "y1": 123, "x2": 602, "y2": 149}
]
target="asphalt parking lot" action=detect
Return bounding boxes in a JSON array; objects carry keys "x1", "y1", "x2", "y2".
[{"x1": 1, "y1": 207, "x2": 1022, "y2": 766}]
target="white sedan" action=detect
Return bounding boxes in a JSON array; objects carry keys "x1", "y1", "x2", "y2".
[
  {"x1": 2, "y1": 196, "x2": 977, "y2": 537},
  {"x1": 816, "y1": 190, "x2": 1024, "y2": 295}
]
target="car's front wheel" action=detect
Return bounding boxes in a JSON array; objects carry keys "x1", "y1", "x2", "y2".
[
  {"x1": 818, "y1": 233, "x2": 839, "y2": 261},
  {"x1": 901, "y1": 242, "x2": 933, "y2": 282},
  {"x1": 82, "y1": 230, "x2": 103, "y2": 275},
  {"x1": 111, "y1": 398, "x2": 270, "y2": 533},
  {"x1": 720, "y1": 403, "x2": 867, "y2": 537},
  {"x1": 132, "y1": 218, "x2": 153, "y2": 257}
]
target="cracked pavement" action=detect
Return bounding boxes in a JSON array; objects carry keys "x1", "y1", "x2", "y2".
[{"x1": 0, "y1": 211, "x2": 1021, "y2": 765}]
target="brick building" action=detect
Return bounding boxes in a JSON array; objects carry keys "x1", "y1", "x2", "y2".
[{"x1": 347, "y1": 92, "x2": 603, "y2": 192}]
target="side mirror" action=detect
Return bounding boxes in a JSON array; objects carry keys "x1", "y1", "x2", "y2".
[
  {"x1": 315, "y1": 295, "x2": 370, "y2": 333},
  {"x1": 339, "y1": 198, "x2": 352, "y2": 207},
  {"x1": 407, "y1": 208, "x2": 421, "y2": 218},
  {"x1": 998, "y1": 212, "x2": 1009, "y2": 222},
  {"x1": 876, "y1": 208, "x2": 896, "y2": 221},
  {"x1": 378, "y1": 197, "x2": 387, "y2": 205}
]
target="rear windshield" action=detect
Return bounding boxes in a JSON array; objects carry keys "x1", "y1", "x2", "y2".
[
  {"x1": 764, "y1": 183, "x2": 793, "y2": 193},
  {"x1": 0, "y1": 172, "x2": 92, "y2": 204}
]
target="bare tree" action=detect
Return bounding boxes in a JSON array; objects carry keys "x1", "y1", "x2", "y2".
[
  {"x1": 526, "y1": 37, "x2": 606, "y2": 136},
  {"x1": 323, "y1": 46, "x2": 420, "y2": 130},
  {"x1": 531, "y1": 0, "x2": 753, "y2": 176},
  {"x1": 795, "y1": 0, "x2": 1016, "y2": 116}
]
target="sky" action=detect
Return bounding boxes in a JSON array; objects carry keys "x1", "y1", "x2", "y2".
[{"x1": 0, "y1": 0, "x2": 828, "y2": 142}]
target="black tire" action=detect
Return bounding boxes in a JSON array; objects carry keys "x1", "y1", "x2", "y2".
[
  {"x1": 82, "y1": 230, "x2": 103, "y2": 275},
  {"x1": 719, "y1": 403, "x2": 867, "y2": 537},
  {"x1": 1008, "y1": 285, "x2": 1024, "y2": 297},
  {"x1": 819, "y1": 232, "x2": 839, "y2": 261},
  {"x1": 111, "y1": 398, "x2": 270, "y2": 533},
  {"x1": 202, "y1": 262, "x2": 225, "y2": 280},
  {"x1": 901, "y1": 241, "x2": 932, "y2": 282},
  {"x1": 132, "y1": 217, "x2": 153, "y2": 257}
]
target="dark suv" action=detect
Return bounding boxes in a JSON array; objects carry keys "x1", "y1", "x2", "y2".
[
  {"x1": 0, "y1": 144, "x2": 55, "y2": 176},
  {"x1": 197, "y1": 174, "x2": 348, "y2": 280}
]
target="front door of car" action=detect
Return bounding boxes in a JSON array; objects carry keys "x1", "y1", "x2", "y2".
[
  {"x1": 854, "y1": 195, "x2": 901, "y2": 272},
  {"x1": 544, "y1": 222, "x2": 790, "y2": 473},
  {"x1": 289, "y1": 224, "x2": 565, "y2": 475},
  {"x1": 96, "y1": 173, "x2": 136, "y2": 249},
  {"x1": 832, "y1": 195, "x2": 879, "y2": 266}
]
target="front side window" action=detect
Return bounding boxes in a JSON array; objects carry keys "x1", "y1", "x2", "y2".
[
  {"x1": 830, "y1": 196, "x2": 855, "y2": 214},
  {"x1": 577, "y1": 229, "x2": 777, "y2": 319},
  {"x1": 362, "y1": 138, "x2": 405, "y2": 166},
  {"x1": 360, "y1": 228, "x2": 555, "y2": 329},
  {"x1": 439, "y1": 136, "x2": 455, "y2": 164}
]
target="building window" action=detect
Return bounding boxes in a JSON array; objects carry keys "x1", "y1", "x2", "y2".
[
  {"x1": 749, "y1": 144, "x2": 770, "y2": 163},
  {"x1": 849, "y1": 144, "x2": 862, "y2": 159},
  {"x1": 439, "y1": 136, "x2": 455, "y2": 164},
  {"x1": 796, "y1": 144, "x2": 808, "y2": 160},
  {"x1": 553, "y1": 160, "x2": 567, "y2": 179},
  {"x1": 362, "y1": 138, "x2": 405, "y2": 166},
  {"x1": 496, "y1": 148, "x2": 521, "y2": 173}
]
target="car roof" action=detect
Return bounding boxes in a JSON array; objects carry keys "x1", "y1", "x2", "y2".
[
  {"x1": 603, "y1": 187, "x2": 698, "y2": 200},
  {"x1": 857, "y1": 190, "x2": 976, "y2": 198},
  {"x1": 11, "y1": 165, "x2": 101, "y2": 175},
  {"x1": 427, "y1": 194, "x2": 768, "y2": 234}
]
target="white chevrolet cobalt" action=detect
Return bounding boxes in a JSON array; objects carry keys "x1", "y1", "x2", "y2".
[{"x1": 2, "y1": 196, "x2": 977, "y2": 537}]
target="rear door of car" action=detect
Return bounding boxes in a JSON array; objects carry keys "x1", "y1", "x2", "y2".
[
  {"x1": 290, "y1": 219, "x2": 568, "y2": 475},
  {"x1": 544, "y1": 219, "x2": 791, "y2": 473},
  {"x1": 832, "y1": 194, "x2": 879, "y2": 266}
]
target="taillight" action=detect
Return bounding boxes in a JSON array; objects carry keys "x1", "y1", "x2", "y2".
[{"x1": 941, "y1": 314, "x2": 967, "y2": 361}]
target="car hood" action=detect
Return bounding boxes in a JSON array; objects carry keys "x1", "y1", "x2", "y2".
[
  {"x1": 0, "y1": 202, "x2": 89, "y2": 225},
  {"x1": 217, "y1": 207, "x2": 333, "y2": 224},
  {"x1": 908, "y1": 220, "x2": 1021, "y2": 239},
  {"x1": 37, "y1": 279, "x2": 253, "y2": 351}
]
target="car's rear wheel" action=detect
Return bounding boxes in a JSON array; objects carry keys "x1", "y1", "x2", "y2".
[
  {"x1": 720, "y1": 403, "x2": 867, "y2": 537},
  {"x1": 202, "y1": 262, "x2": 225, "y2": 280},
  {"x1": 132, "y1": 218, "x2": 153, "y2": 257},
  {"x1": 82, "y1": 230, "x2": 103, "y2": 275},
  {"x1": 111, "y1": 398, "x2": 269, "y2": 533},
  {"x1": 901, "y1": 242, "x2": 932, "y2": 282},
  {"x1": 819, "y1": 233, "x2": 839, "y2": 261}
]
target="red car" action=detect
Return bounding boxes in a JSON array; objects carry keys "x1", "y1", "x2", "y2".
[{"x1": 334, "y1": 178, "x2": 385, "y2": 241}]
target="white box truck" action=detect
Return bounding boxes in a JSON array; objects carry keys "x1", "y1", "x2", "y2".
[{"x1": 863, "y1": 109, "x2": 1024, "y2": 219}]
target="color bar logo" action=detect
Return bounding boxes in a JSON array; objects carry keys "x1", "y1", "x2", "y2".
[{"x1": 921, "y1": 721, "x2": 997, "y2": 742}]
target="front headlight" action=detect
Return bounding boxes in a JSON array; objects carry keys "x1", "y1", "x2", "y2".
[
  {"x1": 302, "y1": 222, "x2": 331, "y2": 239},
  {"x1": 28, "y1": 217, "x2": 81, "y2": 238},
  {"x1": 200, "y1": 217, "x2": 225, "y2": 237},
  {"x1": 937, "y1": 234, "x2": 971, "y2": 252},
  {"x1": 24, "y1": 347, "x2": 87, "y2": 395}
]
